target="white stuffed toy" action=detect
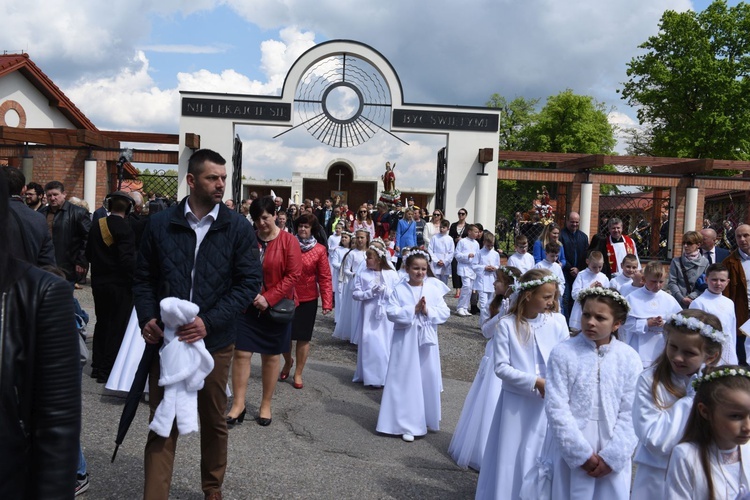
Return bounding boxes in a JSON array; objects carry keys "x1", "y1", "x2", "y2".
[{"x1": 149, "y1": 297, "x2": 214, "y2": 437}]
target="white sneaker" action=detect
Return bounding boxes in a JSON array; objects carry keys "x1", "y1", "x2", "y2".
[
  {"x1": 457, "y1": 308, "x2": 470, "y2": 317},
  {"x1": 402, "y1": 434, "x2": 415, "y2": 442}
]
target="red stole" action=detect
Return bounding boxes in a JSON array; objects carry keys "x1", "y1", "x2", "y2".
[{"x1": 605, "y1": 235, "x2": 637, "y2": 273}]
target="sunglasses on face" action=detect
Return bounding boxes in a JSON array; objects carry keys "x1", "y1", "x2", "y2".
[
  {"x1": 433, "y1": 213, "x2": 441, "y2": 217},
  {"x1": 458, "y1": 212, "x2": 466, "y2": 216}
]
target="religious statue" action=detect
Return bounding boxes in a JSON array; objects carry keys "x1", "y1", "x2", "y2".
[{"x1": 382, "y1": 161, "x2": 396, "y2": 193}]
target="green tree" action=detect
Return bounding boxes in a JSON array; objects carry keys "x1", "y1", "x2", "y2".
[
  {"x1": 487, "y1": 93, "x2": 539, "y2": 158},
  {"x1": 620, "y1": 0, "x2": 750, "y2": 160}
]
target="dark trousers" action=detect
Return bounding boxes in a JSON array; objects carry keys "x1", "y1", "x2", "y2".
[
  {"x1": 451, "y1": 259, "x2": 463, "y2": 289},
  {"x1": 91, "y1": 282, "x2": 132, "y2": 376},
  {"x1": 144, "y1": 344, "x2": 234, "y2": 499}
]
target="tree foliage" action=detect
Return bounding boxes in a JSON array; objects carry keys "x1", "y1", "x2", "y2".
[{"x1": 620, "y1": 0, "x2": 750, "y2": 160}]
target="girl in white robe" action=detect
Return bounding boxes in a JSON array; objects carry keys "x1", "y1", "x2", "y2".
[
  {"x1": 376, "y1": 250, "x2": 450, "y2": 442},
  {"x1": 449, "y1": 266, "x2": 520, "y2": 470},
  {"x1": 540, "y1": 288, "x2": 646, "y2": 500},
  {"x1": 475, "y1": 269, "x2": 569, "y2": 500},
  {"x1": 331, "y1": 232, "x2": 351, "y2": 325},
  {"x1": 428, "y1": 222, "x2": 454, "y2": 286},
  {"x1": 665, "y1": 366, "x2": 750, "y2": 499},
  {"x1": 622, "y1": 261, "x2": 682, "y2": 368},
  {"x1": 332, "y1": 229, "x2": 369, "y2": 342},
  {"x1": 689, "y1": 264, "x2": 738, "y2": 365},
  {"x1": 632, "y1": 310, "x2": 724, "y2": 499},
  {"x1": 352, "y1": 247, "x2": 400, "y2": 387},
  {"x1": 569, "y1": 254, "x2": 609, "y2": 331}
]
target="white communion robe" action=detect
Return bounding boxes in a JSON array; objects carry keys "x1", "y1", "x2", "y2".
[
  {"x1": 428, "y1": 233, "x2": 454, "y2": 279},
  {"x1": 623, "y1": 288, "x2": 682, "y2": 368},
  {"x1": 376, "y1": 278, "x2": 450, "y2": 438},
  {"x1": 149, "y1": 297, "x2": 214, "y2": 438},
  {"x1": 665, "y1": 442, "x2": 750, "y2": 500},
  {"x1": 609, "y1": 273, "x2": 632, "y2": 292},
  {"x1": 475, "y1": 312, "x2": 569, "y2": 500},
  {"x1": 569, "y1": 269, "x2": 609, "y2": 330},
  {"x1": 631, "y1": 366, "x2": 693, "y2": 500},
  {"x1": 106, "y1": 307, "x2": 148, "y2": 393},
  {"x1": 474, "y1": 248, "x2": 502, "y2": 326},
  {"x1": 689, "y1": 290, "x2": 739, "y2": 365},
  {"x1": 332, "y1": 248, "x2": 365, "y2": 342},
  {"x1": 351, "y1": 267, "x2": 400, "y2": 386},
  {"x1": 448, "y1": 310, "x2": 505, "y2": 471},
  {"x1": 543, "y1": 334, "x2": 643, "y2": 500},
  {"x1": 507, "y1": 252, "x2": 535, "y2": 275},
  {"x1": 330, "y1": 245, "x2": 349, "y2": 325}
]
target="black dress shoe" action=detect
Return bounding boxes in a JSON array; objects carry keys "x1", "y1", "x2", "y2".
[
  {"x1": 226, "y1": 408, "x2": 246, "y2": 427},
  {"x1": 256, "y1": 416, "x2": 272, "y2": 427}
]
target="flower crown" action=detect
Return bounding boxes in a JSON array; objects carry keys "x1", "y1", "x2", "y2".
[
  {"x1": 341, "y1": 231, "x2": 354, "y2": 238},
  {"x1": 371, "y1": 237, "x2": 386, "y2": 248},
  {"x1": 497, "y1": 266, "x2": 517, "y2": 283},
  {"x1": 668, "y1": 313, "x2": 728, "y2": 344},
  {"x1": 577, "y1": 287, "x2": 630, "y2": 313},
  {"x1": 405, "y1": 249, "x2": 431, "y2": 262},
  {"x1": 368, "y1": 244, "x2": 387, "y2": 259},
  {"x1": 692, "y1": 367, "x2": 750, "y2": 390},
  {"x1": 511, "y1": 274, "x2": 561, "y2": 293}
]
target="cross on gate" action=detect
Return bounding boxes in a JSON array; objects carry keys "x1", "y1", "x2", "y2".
[{"x1": 335, "y1": 169, "x2": 345, "y2": 190}]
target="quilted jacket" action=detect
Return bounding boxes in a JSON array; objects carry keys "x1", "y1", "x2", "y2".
[{"x1": 133, "y1": 198, "x2": 263, "y2": 353}]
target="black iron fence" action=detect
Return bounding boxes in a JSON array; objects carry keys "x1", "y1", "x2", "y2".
[{"x1": 704, "y1": 191, "x2": 746, "y2": 251}]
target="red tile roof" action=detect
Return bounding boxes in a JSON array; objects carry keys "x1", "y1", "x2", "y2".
[{"x1": 0, "y1": 53, "x2": 98, "y2": 131}]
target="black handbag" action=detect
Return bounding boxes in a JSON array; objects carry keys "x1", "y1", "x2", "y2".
[{"x1": 268, "y1": 298, "x2": 296, "y2": 324}]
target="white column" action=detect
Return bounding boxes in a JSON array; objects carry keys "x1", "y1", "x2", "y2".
[
  {"x1": 84, "y1": 158, "x2": 97, "y2": 210},
  {"x1": 474, "y1": 167, "x2": 490, "y2": 229},
  {"x1": 684, "y1": 187, "x2": 699, "y2": 233},
  {"x1": 579, "y1": 182, "x2": 593, "y2": 238},
  {"x1": 21, "y1": 154, "x2": 33, "y2": 183}
]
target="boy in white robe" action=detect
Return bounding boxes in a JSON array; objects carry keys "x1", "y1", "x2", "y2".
[
  {"x1": 428, "y1": 220, "x2": 454, "y2": 286},
  {"x1": 619, "y1": 267, "x2": 644, "y2": 297},
  {"x1": 455, "y1": 225, "x2": 480, "y2": 316},
  {"x1": 609, "y1": 254, "x2": 638, "y2": 291},
  {"x1": 472, "y1": 231, "x2": 500, "y2": 326},
  {"x1": 569, "y1": 251, "x2": 609, "y2": 331},
  {"x1": 623, "y1": 261, "x2": 682, "y2": 368},
  {"x1": 507, "y1": 234, "x2": 534, "y2": 275},
  {"x1": 689, "y1": 263, "x2": 738, "y2": 364},
  {"x1": 533, "y1": 241, "x2": 566, "y2": 309}
]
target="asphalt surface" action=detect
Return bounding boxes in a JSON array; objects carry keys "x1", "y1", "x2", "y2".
[{"x1": 76, "y1": 285, "x2": 487, "y2": 499}]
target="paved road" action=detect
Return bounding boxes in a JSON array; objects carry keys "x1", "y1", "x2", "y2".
[{"x1": 76, "y1": 285, "x2": 487, "y2": 499}]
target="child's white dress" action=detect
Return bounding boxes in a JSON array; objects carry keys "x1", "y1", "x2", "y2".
[
  {"x1": 332, "y1": 248, "x2": 365, "y2": 342},
  {"x1": 376, "y1": 277, "x2": 450, "y2": 438},
  {"x1": 330, "y1": 245, "x2": 348, "y2": 325},
  {"x1": 428, "y1": 233, "x2": 454, "y2": 282},
  {"x1": 352, "y1": 268, "x2": 400, "y2": 386},
  {"x1": 665, "y1": 442, "x2": 750, "y2": 499},
  {"x1": 475, "y1": 312, "x2": 569, "y2": 500},
  {"x1": 631, "y1": 366, "x2": 693, "y2": 499},
  {"x1": 448, "y1": 305, "x2": 507, "y2": 470},
  {"x1": 543, "y1": 334, "x2": 643, "y2": 500},
  {"x1": 623, "y1": 287, "x2": 682, "y2": 368}
]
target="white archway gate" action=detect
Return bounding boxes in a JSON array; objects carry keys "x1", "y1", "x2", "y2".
[{"x1": 178, "y1": 40, "x2": 500, "y2": 228}]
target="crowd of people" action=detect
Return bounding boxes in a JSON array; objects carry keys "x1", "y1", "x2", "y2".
[{"x1": 3, "y1": 154, "x2": 750, "y2": 499}]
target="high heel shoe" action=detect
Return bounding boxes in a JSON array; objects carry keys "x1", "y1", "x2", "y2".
[
  {"x1": 256, "y1": 416, "x2": 272, "y2": 426},
  {"x1": 226, "y1": 408, "x2": 246, "y2": 427},
  {"x1": 279, "y1": 359, "x2": 294, "y2": 381}
]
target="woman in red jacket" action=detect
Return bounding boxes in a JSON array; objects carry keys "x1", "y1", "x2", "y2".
[
  {"x1": 228, "y1": 196, "x2": 301, "y2": 427},
  {"x1": 280, "y1": 214, "x2": 333, "y2": 389}
]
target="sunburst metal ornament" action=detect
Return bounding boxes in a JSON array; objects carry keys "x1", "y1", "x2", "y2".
[{"x1": 275, "y1": 54, "x2": 406, "y2": 148}]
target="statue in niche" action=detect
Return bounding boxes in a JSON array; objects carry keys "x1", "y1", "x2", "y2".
[{"x1": 382, "y1": 161, "x2": 396, "y2": 193}]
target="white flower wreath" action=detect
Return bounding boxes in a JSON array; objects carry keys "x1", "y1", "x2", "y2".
[
  {"x1": 368, "y1": 245, "x2": 387, "y2": 259},
  {"x1": 692, "y1": 367, "x2": 750, "y2": 389},
  {"x1": 576, "y1": 287, "x2": 630, "y2": 313},
  {"x1": 405, "y1": 249, "x2": 431, "y2": 262},
  {"x1": 511, "y1": 274, "x2": 562, "y2": 293},
  {"x1": 668, "y1": 313, "x2": 728, "y2": 344}
]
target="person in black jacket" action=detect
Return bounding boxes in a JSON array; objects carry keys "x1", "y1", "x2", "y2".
[
  {"x1": 85, "y1": 191, "x2": 137, "y2": 383},
  {"x1": 40, "y1": 180, "x2": 91, "y2": 283},
  {"x1": 134, "y1": 149, "x2": 263, "y2": 499},
  {"x1": 559, "y1": 211, "x2": 589, "y2": 320},
  {"x1": 0, "y1": 168, "x2": 80, "y2": 499},
  {"x1": 4, "y1": 166, "x2": 56, "y2": 267}
]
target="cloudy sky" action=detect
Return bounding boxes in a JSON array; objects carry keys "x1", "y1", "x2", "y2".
[{"x1": 0, "y1": 0, "x2": 733, "y2": 189}]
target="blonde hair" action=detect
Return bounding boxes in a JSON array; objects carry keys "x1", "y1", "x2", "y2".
[{"x1": 509, "y1": 269, "x2": 559, "y2": 343}]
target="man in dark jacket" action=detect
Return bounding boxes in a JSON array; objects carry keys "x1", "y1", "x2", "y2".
[
  {"x1": 134, "y1": 149, "x2": 262, "y2": 500},
  {"x1": 40, "y1": 180, "x2": 91, "y2": 282},
  {"x1": 85, "y1": 191, "x2": 137, "y2": 383},
  {"x1": 723, "y1": 223, "x2": 750, "y2": 364},
  {"x1": 559, "y1": 211, "x2": 589, "y2": 319},
  {"x1": 3, "y1": 166, "x2": 56, "y2": 267}
]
